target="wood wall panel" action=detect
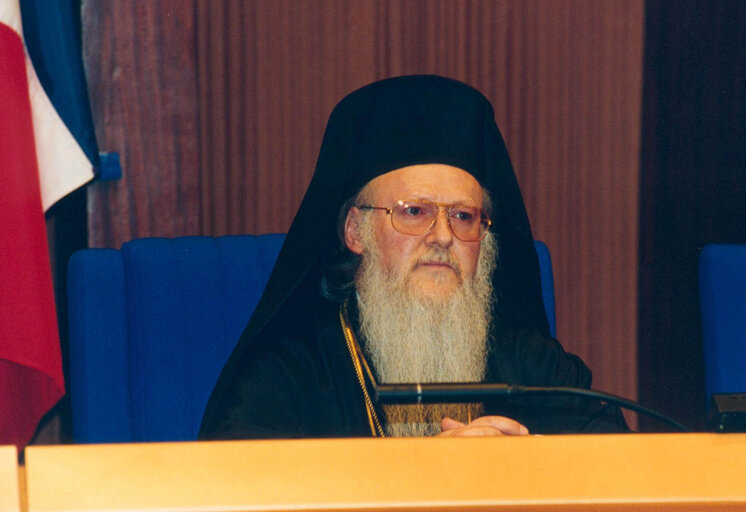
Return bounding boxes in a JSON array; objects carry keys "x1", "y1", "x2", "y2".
[
  {"x1": 196, "y1": 1, "x2": 644, "y2": 411},
  {"x1": 81, "y1": 1, "x2": 644, "y2": 424},
  {"x1": 83, "y1": 0, "x2": 201, "y2": 248}
]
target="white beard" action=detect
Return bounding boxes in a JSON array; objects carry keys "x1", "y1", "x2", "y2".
[{"x1": 355, "y1": 222, "x2": 497, "y2": 437}]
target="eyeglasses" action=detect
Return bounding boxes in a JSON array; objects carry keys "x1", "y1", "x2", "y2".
[{"x1": 357, "y1": 198, "x2": 492, "y2": 242}]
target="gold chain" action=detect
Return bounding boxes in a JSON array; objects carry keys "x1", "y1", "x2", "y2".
[{"x1": 340, "y1": 300, "x2": 385, "y2": 437}]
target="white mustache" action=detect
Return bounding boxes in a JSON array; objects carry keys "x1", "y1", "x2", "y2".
[{"x1": 414, "y1": 249, "x2": 462, "y2": 275}]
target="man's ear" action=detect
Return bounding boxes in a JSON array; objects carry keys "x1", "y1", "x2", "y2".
[{"x1": 344, "y1": 207, "x2": 365, "y2": 255}]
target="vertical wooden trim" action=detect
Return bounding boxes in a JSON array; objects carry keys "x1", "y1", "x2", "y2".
[{"x1": 84, "y1": 1, "x2": 200, "y2": 247}]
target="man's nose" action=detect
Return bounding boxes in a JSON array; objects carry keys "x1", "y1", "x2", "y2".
[{"x1": 425, "y1": 209, "x2": 454, "y2": 247}]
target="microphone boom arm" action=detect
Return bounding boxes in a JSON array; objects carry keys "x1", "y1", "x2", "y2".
[{"x1": 375, "y1": 383, "x2": 690, "y2": 432}]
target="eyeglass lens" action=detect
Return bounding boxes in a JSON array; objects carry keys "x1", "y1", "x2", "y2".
[{"x1": 391, "y1": 200, "x2": 487, "y2": 241}]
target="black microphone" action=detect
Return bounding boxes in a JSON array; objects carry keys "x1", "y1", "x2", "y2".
[
  {"x1": 375, "y1": 382, "x2": 690, "y2": 432},
  {"x1": 376, "y1": 382, "x2": 519, "y2": 403}
]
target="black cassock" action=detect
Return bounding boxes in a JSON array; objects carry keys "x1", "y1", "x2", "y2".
[
  {"x1": 199, "y1": 76, "x2": 628, "y2": 440},
  {"x1": 199, "y1": 297, "x2": 627, "y2": 439}
]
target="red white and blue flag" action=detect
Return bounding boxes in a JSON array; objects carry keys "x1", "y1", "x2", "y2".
[{"x1": 0, "y1": 0, "x2": 97, "y2": 448}]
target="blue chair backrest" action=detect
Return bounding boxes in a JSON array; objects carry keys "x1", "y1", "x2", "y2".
[
  {"x1": 67, "y1": 235, "x2": 285, "y2": 443},
  {"x1": 699, "y1": 244, "x2": 746, "y2": 403},
  {"x1": 534, "y1": 240, "x2": 557, "y2": 338},
  {"x1": 68, "y1": 235, "x2": 555, "y2": 443}
]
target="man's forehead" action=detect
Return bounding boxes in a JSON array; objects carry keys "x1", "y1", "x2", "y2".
[{"x1": 365, "y1": 164, "x2": 483, "y2": 204}]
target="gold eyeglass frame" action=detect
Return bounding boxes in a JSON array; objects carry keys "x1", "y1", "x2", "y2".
[{"x1": 357, "y1": 198, "x2": 492, "y2": 242}]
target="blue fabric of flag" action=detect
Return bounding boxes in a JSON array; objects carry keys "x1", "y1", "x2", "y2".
[{"x1": 20, "y1": 0, "x2": 99, "y2": 168}]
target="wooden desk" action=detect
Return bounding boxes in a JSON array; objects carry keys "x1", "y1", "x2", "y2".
[
  {"x1": 0, "y1": 446, "x2": 20, "y2": 512},
  {"x1": 24, "y1": 434, "x2": 746, "y2": 511}
]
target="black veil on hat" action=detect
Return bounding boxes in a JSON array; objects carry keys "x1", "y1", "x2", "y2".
[{"x1": 202, "y1": 75, "x2": 550, "y2": 427}]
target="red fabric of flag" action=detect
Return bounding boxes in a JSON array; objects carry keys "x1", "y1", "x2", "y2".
[{"x1": 0, "y1": 20, "x2": 65, "y2": 449}]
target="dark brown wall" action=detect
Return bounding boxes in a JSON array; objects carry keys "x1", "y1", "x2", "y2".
[
  {"x1": 83, "y1": 1, "x2": 201, "y2": 247},
  {"x1": 195, "y1": 0, "x2": 645, "y2": 415},
  {"x1": 82, "y1": 1, "x2": 644, "y2": 426},
  {"x1": 638, "y1": 0, "x2": 746, "y2": 430}
]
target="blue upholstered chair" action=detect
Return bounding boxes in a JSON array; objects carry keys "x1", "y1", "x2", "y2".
[
  {"x1": 67, "y1": 235, "x2": 556, "y2": 443},
  {"x1": 67, "y1": 235, "x2": 285, "y2": 443},
  {"x1": 699, "y1": 244, "x2": 746, "y2": 404},
  {"x1": 534, "y1": 240, "x2": 557, "y2": 339}
]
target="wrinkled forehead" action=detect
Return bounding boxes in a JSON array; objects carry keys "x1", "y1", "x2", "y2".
[{"x1": 362, "y1": 164, "x2": 484, "y2": 207}]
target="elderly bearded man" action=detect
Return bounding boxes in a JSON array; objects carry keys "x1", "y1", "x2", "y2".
[{"x1": 199, "y1": 76, "x2": 628, "y2": 439}]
